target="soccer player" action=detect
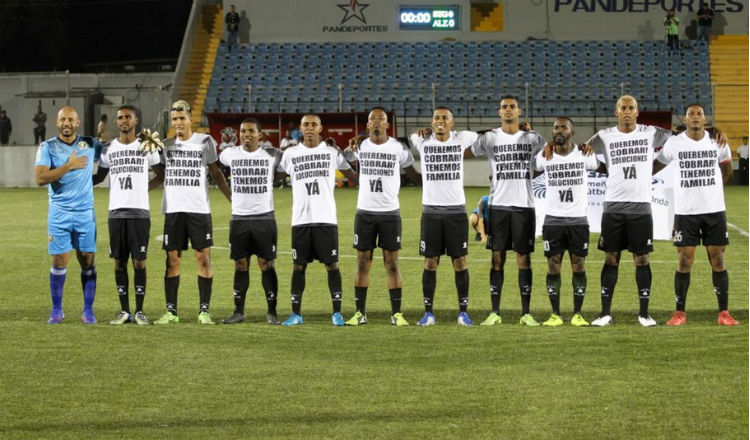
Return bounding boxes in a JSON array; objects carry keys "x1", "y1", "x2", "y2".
[
  {"x1": 468, "y1": 95, "x2": 546, "y2": 326},
  {"x1": 94, "y1": 105, "x2": 162, "y2": 325},
  {"x1": 219, "y1": 118, "x2": 282, "y2": 325},
  {"x1": 653, "y1": 104, "x2": 738, "y2": 326},
  {"x1": 343, "y1": 107, "x2": 421, "y2": 326},
  {"x1": 469, "y1": 194, "x2": 490, "y2": 242},
  {"x1": 534, "y1": 117, "x2": 600, "y2": 326},
  {"x1": 410, "y1": 107, "x2": 477, "y2": 326},
  {"x1": 587, "y1": 95, "x2": 673, "y2": 327},
  {"x1": 277, "y1": 114, "x2": 358, "y2": 326},
  {"x1": 34, "y1": 106, "x2": 102, "y2": 324},
  {"x1": 151, "y1": 100, "x2": 232, "y2": 325}
]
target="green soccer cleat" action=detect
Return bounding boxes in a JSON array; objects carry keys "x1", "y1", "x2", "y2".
[
  {"x1": 153, "y1": 311, "x2": 179, "y2": 325},
  {"x1": 198, "y1": 311, "x2": 215, "y2": 325},
  {"x1": 346, "y1": 311, "x2": 367, "y2": 326},
  {"x1": 390, "y1": 312, "x2": 409, "y2": 326},
  {"x1": 570, "y1": 313, "x2": 590, "y2": 327},
  {"x1": 519, "y1": 313, "x2": 540, "y2": 326},
  {"x1": 542, "y1": 313, "x2": 564, "y2": 327},
  {"x1": 109, "y1": 311, "x2": 133, "y2": 325},
  {"x1": 480, "y1": 312, "x2": 502, "y2": 326}
]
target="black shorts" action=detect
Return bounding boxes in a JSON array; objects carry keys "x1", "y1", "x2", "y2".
[
  {"x1": 542, "y1": 224, "x2": 590, "y2": 258},
  {"x1": 229, "y1": 219, "x2": 278, "y2": 260},
  {"x1": 673, "y1": 212, "x2": 729, "y2": 247},
  {"x1": 486, "y1": 208, "x2": 536, "y2": 254},
  {"x1": 108, "y1": 218, "x2": 150, "y2": 261},
  {"x1": 598, "y1": 212, "x2": 653, "y2": 254},
  {"x1": 353, "y1": 213, "x2": 402, "y2": 251},
  {"x1": 419, "y1": 213, "x2": 468, "y2": 258},
  {"x1": 291, "y1": 225, "x2": 339, "y2": 265},
  {"x1": 163, "y1": 212, "x2": 213, "y2": 251}
]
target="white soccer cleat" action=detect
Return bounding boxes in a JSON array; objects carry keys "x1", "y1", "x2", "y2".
[
  {"x1": 591, "y1": 315, "x2": 613, "y2": 327},
  {"x1": 637, "y1": 315, "x2": 658, "y2": 327}
]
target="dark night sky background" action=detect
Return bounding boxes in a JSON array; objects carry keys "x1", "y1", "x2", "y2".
[{"x1": 0, "y1": 0, "x2": 192, "y2": 72}]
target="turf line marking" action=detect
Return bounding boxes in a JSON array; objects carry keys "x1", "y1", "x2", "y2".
[{"x1": 727, "y1": 222, "x2": 749, "y2": 238}]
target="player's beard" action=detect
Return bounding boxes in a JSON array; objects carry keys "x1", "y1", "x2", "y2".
[{"x1": 554, "y1": 134, "x2": 567, "y2": 145}]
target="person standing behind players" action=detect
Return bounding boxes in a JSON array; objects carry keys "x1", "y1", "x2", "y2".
[
  {"x1": 468, "y1": 95, "x2": 546, "y2": 327},
  {"x1": 220, "y1": 118, "x2": 282, "y2": 325},
  {"x1": 410, "y1": 107, "x2": 477, "y2": 326},
  {"x1": 587, "y1": 95, "x2": 673, "y2": 327},
  {"x1": 94, "y1": 105, "x2": 162, "y2": 325},
  {"x1": 151, "y1": 100, "x2": 232, "y2": 325},
  {"x1": 343, "y1": 107, "x2": 421, "y2": 326},
  {"x1": 534, "y1": 117, "x2": 600, "y2": 327},
  {"x1": 34, "y1": 106, "x2": 102, "y2": 324},
  {"x1": 653, "y1": 104, "x2": 738, "y2": 326},
  {"x1": 278, "y1": 114, "x2": 358, "y2": 326}
]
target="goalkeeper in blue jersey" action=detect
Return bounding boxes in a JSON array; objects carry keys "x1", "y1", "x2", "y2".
[
  {"x1": 34, "y1": 106, "x2": 103, "y2": 324},
  {"x1": 469, "y1": 194, "x2": 490, "y2": 242}
]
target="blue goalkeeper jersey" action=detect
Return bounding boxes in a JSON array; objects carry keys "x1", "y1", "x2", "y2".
[{"x1": 35, "y1": 135, "x2": 102, "y2": 211}]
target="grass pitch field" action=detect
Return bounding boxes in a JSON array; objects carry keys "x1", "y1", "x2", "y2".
[{"x1": 0, "y1": 185, "x2": 747, "y2": 439}]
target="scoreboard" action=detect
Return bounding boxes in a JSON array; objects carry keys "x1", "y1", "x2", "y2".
[{"x1": 398, "y1": 5, "x2": 460, "y2": 30}]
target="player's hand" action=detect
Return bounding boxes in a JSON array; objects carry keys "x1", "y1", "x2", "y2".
[
  {"x1": 543, "y1": 141, "x2": 555, "y2": 160},
  {"x1": 138, "y1": 128, "x2": 164, "y2": 153},
  {"x1": 418, "y1": 127, "x2": 432, "y2": 138},
  {"x1": 325, "y1": 137, "x2": 337, "y2": 147},
  {"x1": 578, "y1": 143, "x2": 595, "y2": 156},
  {"x1": 66, "y1": 149, "x2": 88, "y2": 170},
  {"x1": 346, "y1": 135, "x2": 365, "y2": 152},
  {"x1": 713, "y1": 127, "x2": 728, "y2": 148},
  {"x1": 520, "y1": 122, "x2": 532, "y2": 131}
]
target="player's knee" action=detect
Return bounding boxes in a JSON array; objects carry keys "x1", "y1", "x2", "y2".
[
  {"x1": 293, "y1": 264, "x2": 307, "y2": 273},
  {"x1": 604, "y1": 252, "x2": 620, "y2": 266},
  {"x1": 516, "y1": 253, "x2": 531, "y2": 269},
  {"x1": 259, "y1": 259, "x2": 274, "y2": 271},
  {"x1": 452, "y1": 256, "x2": 468, "y2": 271},
  {"x1": 356, "y1": 257, "x2": 370, "y2": 273},
  {"x1": 570, "y1": 255, "x2": 585, "y2": 272},
  {"x1": 491, "y1": 252, "x2": 504, "y2": 270},
  {"x1": 325, "y1": 262, "x2": 339, "y2": 271},
  {"x1": 132, "y1": 259, "x2": 146, "y2": 270},
  {"x1": 235, "y1": 258, "x2": 249, "y2": 272},
  {"x1": 633, "y1": 253, "x2": 649, "y2": 266},
  {"x1": 708, "y1": 249, "x2": 726, "y2": 271},
  {"x1": 424, "y1": 258, "x2": 439, "y2": 271}
]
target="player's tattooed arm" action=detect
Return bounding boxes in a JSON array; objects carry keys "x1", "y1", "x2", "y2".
[
  {"x1": 341, "y1": 168, "x2": 358, "y2": 186},
  {"x1": 403, "y1": 164, "x2": 422, "y2": 186},
  {"x1": 720, "y1": 159, "x2": 733, "y2": 184},
  {"x1": 149, "y1": 164, "x2": 164, "y2": 190},
  {"x1": 208, "y1": 162, "x2": 232, "y2": 201},
  {"x1": 652, "y1": 159, "x2": 666, "y2": 175}
]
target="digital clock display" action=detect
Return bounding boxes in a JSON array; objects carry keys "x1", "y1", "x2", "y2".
[{"x1": 398, "y1": 5, "x2": 460, "y2": 30}]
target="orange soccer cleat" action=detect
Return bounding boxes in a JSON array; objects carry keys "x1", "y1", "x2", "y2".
[
  {"x1": 717, "y1": 310, "x2": 739, "y2": 326},
  {"x1": 666, "y1": 311, "x2": 687, "y2": 326}
]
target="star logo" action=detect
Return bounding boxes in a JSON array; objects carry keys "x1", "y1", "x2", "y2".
[{"x1": 338, "y1": 0, "x2": 368, "y2": 24}]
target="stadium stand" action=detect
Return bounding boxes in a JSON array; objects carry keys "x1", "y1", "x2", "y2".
[{"x1": 709, "y1": 34, "x2": 749, "y2": 146}]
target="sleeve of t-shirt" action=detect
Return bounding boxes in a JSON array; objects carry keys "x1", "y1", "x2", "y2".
[
  {"x1": 219, "y1": 148, "x2": 231, "y2": 167},
  {"x1": 588, "y1": 133, "x2": 606, "y2": 155},
  {"x1": 399, "y1": 142, "x2": 415, "y2": 168},
  {"x1": 203, "y1": 136, "x2": 219, "y2": 164},
  {"x1": 654, "y1": 127, "x2": 672, "y2": 149},
  {"x1": 342, "y1": 149, "x2": 358, "y2": 162},
  {"x1": 98, "y1": 144, "x2": 111, "y2": 168},
  {"x1": 470, "y1": 132, "x2": 488, "y2": 157},
  {"x1": 656, "y1": 138, "x2": 675, "y2": 164},
  {"x1": 460, "y1": 131, "x2": 479, "y2": 149},
  {"x1": 718, "y1": 144, "x2": 732, "y2": 163},
  {"x1": 408, "y1": 133, "x2": 423, "y2": 154},
  {"x1": 529, "y1": 132, "x2": 546, "y2": 170},
  {"x1": 584, "y1": 152, "x2": 600, "y2": 170},
  {"x1": 147, "y1": 151, "x2": 161, "y2": 166},
  {"x1": 34, "y1": 141, "x2": 51, "y2": 167},
  {"x1": 278, "y1": 150, "x2": 291, "y2": 174},
  {"x1": 336, "y1": 149, "x2": 352, "y2": 171},
  {"x1": 533, "y1": 151, "x2": 546, "y2": 172}
]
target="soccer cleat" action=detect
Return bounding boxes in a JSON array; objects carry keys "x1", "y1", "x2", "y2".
[
  {"x1": 570, "y1": 313, "x2": 590, "y2": 327},
  {"x1": 637, "y1": 314, "x2": 658, "y2": 327},
  {"x1": 47, "y1": 309, "x2": 65, "y2": 324},
  {"x1": 542, "y1": 313, "x2": 563, "y2": 327},
  {"x1": 666, "y1": 311, "x2": 687, "y2": 326},
  {"x1": 81, "y1": 309, "x2": 97, "y2": 324},
  {"x1": 133, "y1": 311, "x2": 149, "y2": 325},
  {"x1": 480, "y1": 312, "x2": 502, "y2": 326},
  {"x1": 266, "y1": 314, "x2": 281, "y2": 325},
  {"x1": 474, "y1": 232, "x2": 482, "y2": 241},
  {"x1": 390, "y1": 312, "x2": 409, "y2": 326},
  {"x1": 417, "y1": 312, "x2": 436, "y2": 326},
  {"x1": 153, "y1": 311, "x2": 179, "y2": 325},
  {"x1": 222, "y1": 312, "x2": 245, "y2": 324},
  {"x1": 345, "y1": 311, "x2": 367, "y2": 326},
  {"x1": 282, "y1": 313, "x2": 303, "y2": 326},
  {"x1": 591, "y1": 315, "x2": 613, "y2": 327},
  {"x1": 198, "y1": 311, "x2": 215, "y2": 325},
  {"x1": 717, "y1": 310, "x2": 739, "y2": 326},
  {"x1": 519, "y1": 313, "x2": 540, "y2": 326},
  {"x1": 331, "y1": 312, "x2": 345, "y2": 326},
  {"x1": 109, "y1": 311, "x2": 133, "y2": 325},
  {"x1": 457, "y1": 311, "x2": 474, "y2": 326}
]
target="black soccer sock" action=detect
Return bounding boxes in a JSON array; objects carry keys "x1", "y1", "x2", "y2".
[
  {"x1": 115, "y1": 267, "x2": 130, "y2": 313},
  {"x1": 600, "y1": 264, "x2": 618, "y2": 316},
  {"x1": 518, "y1": 268, "x2": 532, "y2": 315},
  {"x1": 712, "y1": 270, "x2": 729, "y2": 311},
  {"x1": 422, "y1": 269, "x2": 436, "y2": 313},
  {"x1": 489, "y1": 269, "x2": 504, "y2": 313},
  {"x1": 354, "y1": 286, "x2": 368, "y2": 314},
  {"x1": 635, "y1": 265, "x2": 652, "y2": 316},
  {"x1": 261, "y1": 268, "x2": 279, "y2": 315},
  {"x1": 134, "y1": 268, "x2": 146, "y2": 313},
  {"x1": 674, "y1": 271, "x2": 690, "y2": 312},
  {"x1": 198, "y1": 276, "x2": 213, "y2": 312},
  {"x1": 233, "y1": 270, "x2": 250, "y2": 314},
  {"x1": 291, "y1": 269, "x2": 306, "y2": 315},
  {"x1": 164, "y1": 275, "x2": 179, "y2": 314},
  {"x1": 455, "y1": 269, "x2": 470, "y2": 312},
  {"x1": 572, "y1": 271, "x2": 587, "y2": 314},
  {"x1": 546, "y1": 273, "x2": 561, "y2": 315},
  {"x1": 389, "y1": 288, "x2": 402, "y2": 314},
  {"x1": 327, "y1": 269, "x2": 343, "y2": 313}
]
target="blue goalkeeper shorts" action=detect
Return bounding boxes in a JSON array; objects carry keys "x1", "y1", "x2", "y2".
[{"x1": 47, "y1": 207, "x2": 97, "y2": 255}]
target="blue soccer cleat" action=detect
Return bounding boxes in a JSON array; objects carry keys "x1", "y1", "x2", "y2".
[
  {"x1": 457, "y1": 311, "x2": 474, "y2": 326},
  {"x1": 282, "y1": 313, "x2": 304, "y2": 326},
  {"x1": 47, "y1": 309, "x2": 65, "y2": 324},
  {"x1": 417, "y1": 312, "x2": 436, "y2": 326},
  {"x1": 81, "y1": 309, "x2": 97, "y2": 324},
  {"x1": 331, "y1": 312, "x2": 345, "y2": 326}
]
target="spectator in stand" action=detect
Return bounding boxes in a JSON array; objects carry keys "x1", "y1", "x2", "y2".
[
  {"x1": 33, "y1": 103, "x2": 48, "y2": 144},
  {"x1": 664, "y1": 9, "x2": 681, "y2": 54},
  {"x1": 737, "y1": 136, "x2": 748, "y2": 185},
  {"x1": 0, "y1": 110, "x2": 11, "y2": 145},
  {"x1": 225, "y1": 5, "x2": 240, "y2": 52},
  {"x1": 696, "y1": 3, "x2": 715, "y2": 42}
]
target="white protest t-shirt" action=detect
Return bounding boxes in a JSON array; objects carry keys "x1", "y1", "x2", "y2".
[
  {"x1": 657, "y1": 130, "x2": 731, "y2": 215},
  {"x1": 353, "y1": 137, "x2": 414, "y2": 212},
  {"x1": 160, "y1": 133, "x2": 219, "y2": 214},
  {"x1": 534, "y1": 148, "x2": 600, "y2": 218},
  {"x1": 219, "y1": 146, "x2": 276, "y2": 216},
  {"x1": 279, "y1": 142, "x2": 351, "y2": 226},
  {"x1": 99, "y1": 139, "x2": 160, "y2": 212}
]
